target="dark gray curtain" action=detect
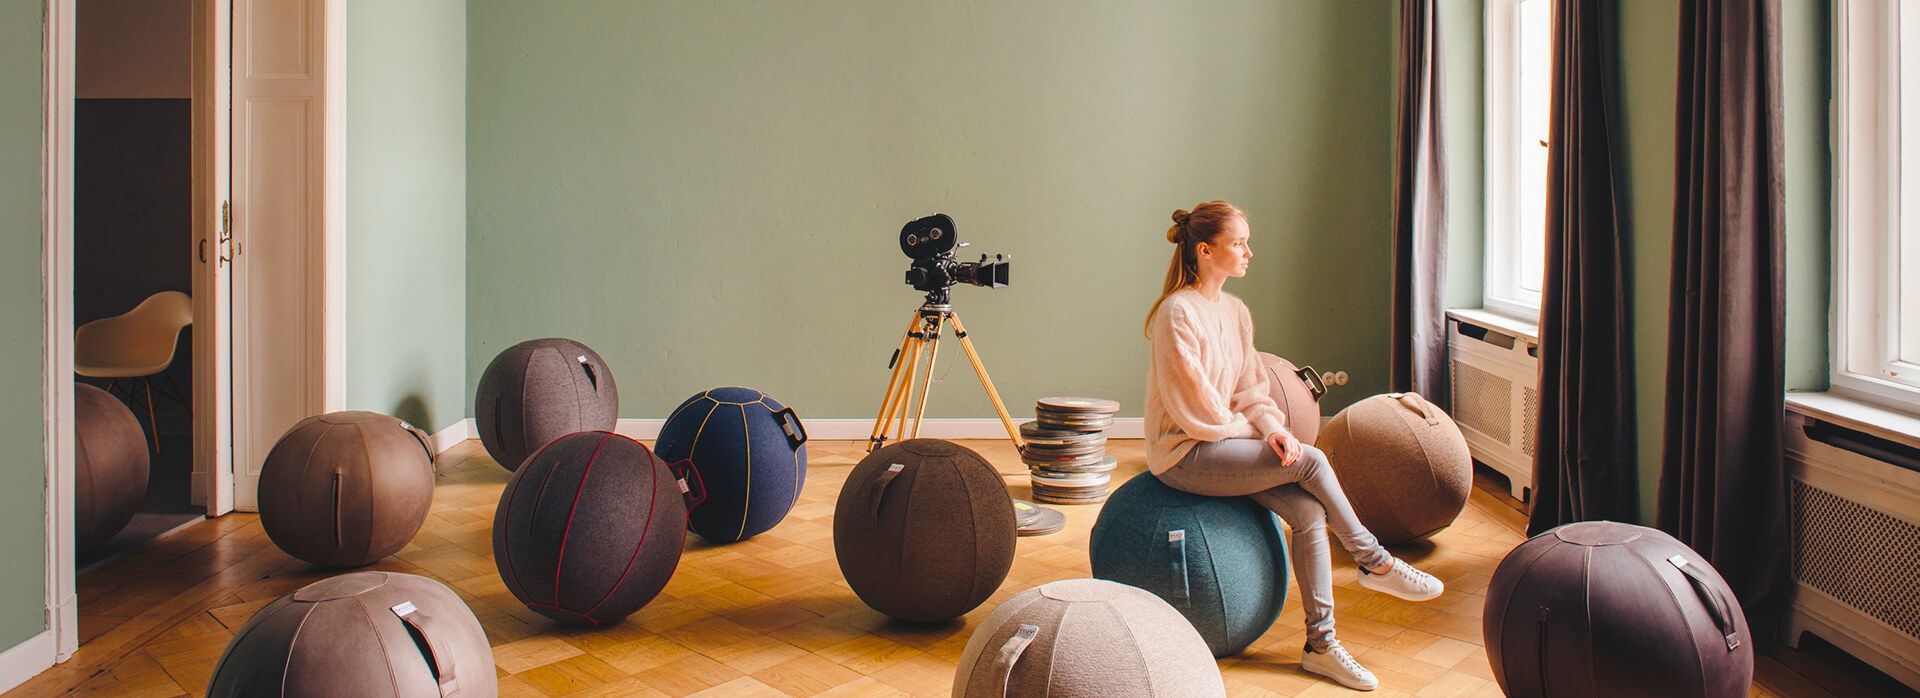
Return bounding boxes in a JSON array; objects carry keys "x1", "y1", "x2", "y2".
[
  {"x1": 1389, "y1": 0, "x2": 1447, "y2": 399},
  {"x1": 1658, "y1": 0, "x2": 1788, "y2": 635},
  {"x1": 1527, "y1": 0, "x2": 1639, "y2": 536}
]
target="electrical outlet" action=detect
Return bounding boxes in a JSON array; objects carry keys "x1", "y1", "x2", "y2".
[{"x1": 1319, "y1": 370, "x2": 1351, "y2": 387}]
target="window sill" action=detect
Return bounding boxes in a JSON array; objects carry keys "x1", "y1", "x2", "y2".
[
  {"x1": 1446, "y1": 307, "x2": 1540, "y2": 344},
  {"x1": 1785, "y1": 391, "x2": 1920, "y2": 451}
]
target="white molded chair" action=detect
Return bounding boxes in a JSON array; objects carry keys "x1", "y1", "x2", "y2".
[{"x1": 76, "y1": 290, "x2": 193, "y2": 453}]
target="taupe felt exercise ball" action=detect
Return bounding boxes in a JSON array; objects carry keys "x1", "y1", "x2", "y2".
[
  {"x1": 258, "y1": 411, "x2": 436, "y2": 567},
  {"x1": 1257, "y1": 352, "x2": 1324, "y2": 445},
  {"x1": 1483, "y1": 521, "x2": 1754, "y2": 697},
  {"x1": 475, "y1": 337, "x2": 618, "y2": 471},
  {"x1": 75, "y1": 383, "x2": 149, "y2": 554},
  {"x1": 834, "y1": 439, "x2": 1016, "y2": 623},
  {"x1": 1316, "y1": 392, "x2": 1471, "y2": 544},
  {"x1": 208, "y1": 571, "x2": 496, "y2": 697},
  {"x1": 952, "y1": 579, "x2": 1225, "y2": 697}
]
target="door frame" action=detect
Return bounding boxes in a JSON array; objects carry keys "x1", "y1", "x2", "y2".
[{"x1": 33, "y1": 0, "x2": 346, "y2": 671}]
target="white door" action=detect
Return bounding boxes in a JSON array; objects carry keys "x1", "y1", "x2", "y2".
[
  {"x1": 231, "y1": 0, "x2": 331, "y2": 510},
  {"x1": 190, "y1": 0, "x2": 234, "y2": 515}
]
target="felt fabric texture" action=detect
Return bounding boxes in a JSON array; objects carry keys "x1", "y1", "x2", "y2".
[
  {"x1": 476, "y1": 338, "x2": 619, "y2": 471},
  {"x1": 208, "y1": 571, "x2": 497, "y2": 698},
  {"x1": 1483, "y1": 521, "x2": 1754, "y2": 698},
  {"x1": 1316, "y1": 392, "x2": 1471, "y2": 543},
  {"x1": 834, "y1": 439, "x2": 1015, "y2": 623},
  {"x1": 258, "y1": 411, "x2": 436, "y2": 567},
  {"x1": 1256, "y1": 352, "x2": 1323, "y2": 445},
  {"x1": 1145, "y1": 288, "x2": 1289, "y2": 475},
  {"x1": 952, "y1": 579, "x2": 1225, "y2": 698},
  {"x1": 493, "y1": 431, "x2": 687, "y2": 625},
  {"x1": 75, "y1": 383, "x2": 150, "y2": 554},
  {"x1": 1089, "y1": 472, "x2": 1288, "y2": 657},
  {"x1": 654, "y1": 386, "x2": 808, "y2": 542}
]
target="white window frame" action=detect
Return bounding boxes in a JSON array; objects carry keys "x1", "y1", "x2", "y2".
[
  {"x1": 1483, "y1": 0, "x2": 1546, "y2": 320},
  {"x1": 1834, "y1": 0, "x2": 1920, "y2": 413}
]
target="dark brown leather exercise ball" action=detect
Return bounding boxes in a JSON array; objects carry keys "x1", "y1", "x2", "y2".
[
  {"x1": 1316, "y1": 392, "x2": 1471, "y2": 544},
  {"x1": 1257, "y1": 352, "x2": 1325, "y2": 445},
  {"x1": 833, "y1": 439, "x2": 1016, "y2": 623},
  {"x1": 475, "y1": 337, "x2": 618, "y2": 471},
  {"x1": 75, "y1": 383, "x2": 149, "y2": 554},
  {"x1": 208, "y1": 571, "x2": 496, "y2": 697},
  {"x1": 493, "y1": 431, "x2": 695, "y2": 625},
  {"x1": 258, "y1": 411, "x2": 436, "y2": 567},
  {"x1": 1484, "y1": 521, "x2": 1754, "y2": 698}
]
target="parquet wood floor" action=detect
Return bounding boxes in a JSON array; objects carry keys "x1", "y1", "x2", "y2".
[{"x1": 7, "y1": 439, "x2": 1895, "y2": 696}]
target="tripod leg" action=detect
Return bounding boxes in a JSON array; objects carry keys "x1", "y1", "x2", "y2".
[
  {"x1": 869, "y1": 312, "x2": 924, "y2": 450},
  {"x1": 893, "y1": 315, "x2": 933, "y2": 444},
  {"x1": 947, "y1": 313, "x2": 1026, "y2": 449},
  {"x1": 910, "y1": 313, "x2": 946, "y2": 439}
]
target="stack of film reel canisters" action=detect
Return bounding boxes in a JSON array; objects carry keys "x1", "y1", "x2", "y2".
[{"x1": 1021, "y1": 397, "x2": 1121, "y2": 505}]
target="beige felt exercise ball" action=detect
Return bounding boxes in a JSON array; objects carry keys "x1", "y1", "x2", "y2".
[
  {"x1": 1256, "y1": 352, "x2": 1325, "y2": 444},
  {"x1": 952, "y1": 579, "x2": 1225, "y2": 697},
  {"x1": 1317, "y1": 392, "x2": 1472, "y2": 544}
]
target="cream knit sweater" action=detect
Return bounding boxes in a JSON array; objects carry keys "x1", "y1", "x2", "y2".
[{"x1": 1144, "y1": 287, "x2": 1288, "y2": 474}]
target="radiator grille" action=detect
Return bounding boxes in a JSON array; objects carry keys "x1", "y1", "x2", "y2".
[
  {"x1": 1790, "y1": 480, "x2": 1920, "y2": 639},
  {"x1": 1521, "y1": 387, "x2": 1539, "y2": 457},
  {"x1": 1451, "y1": 361, "x2": 1512, "y2": 444}
]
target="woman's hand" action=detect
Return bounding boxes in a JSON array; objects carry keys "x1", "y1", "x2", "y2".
[{"x1": 1267, "y1": 429, "x2": 1302, "y2": 466}]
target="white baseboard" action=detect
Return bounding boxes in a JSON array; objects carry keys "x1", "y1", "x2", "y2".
[
  {"x1": 432, "y1": 419, "x2": 475, "y2": 455},
  {"x1": 613, "y1": 417, "x2": 1146, "y2": 441},
  {"x1": 0, "y1": 629, "x2": 54, "y2": 694}
]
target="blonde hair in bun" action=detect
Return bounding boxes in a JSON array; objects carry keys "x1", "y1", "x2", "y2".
[{"x1": 1146, "y1": 200, "x2": 1243, "y2": 338}]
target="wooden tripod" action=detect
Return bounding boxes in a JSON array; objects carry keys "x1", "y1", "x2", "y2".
[{"x1": 867, "y1": 302, "x2": 1025, "y2": 452}]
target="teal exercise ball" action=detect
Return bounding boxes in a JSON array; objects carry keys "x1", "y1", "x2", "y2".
[{"x1": 1089, "y1": 472, "x2": 1289, "y2": 657}]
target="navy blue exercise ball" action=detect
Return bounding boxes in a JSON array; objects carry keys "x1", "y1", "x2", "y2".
[
  {"x1": 1089, "y1": 472, "x2": 1290, "y2": 657},
  {"x1": 654, "y1": 387, "x2": 809, "y2": 542}
]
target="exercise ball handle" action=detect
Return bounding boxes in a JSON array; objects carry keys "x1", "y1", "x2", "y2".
[
  {"x1": 988, "y1": 624, "x2": 1040, "y2": 698},
  {"x1": 390, "y1": 601, "x2": 463, "y2": 696},
  {"x1": 1294, "y1": 365, "x2": 1327, "y2": 400},
  {"x1": 1392, "y1": 392, "x2": 1442, "y2": 426},
  {"x1": 1669, "y1": 554, "x2": 1742, "y2": 651},
  {"x1": 869, "y1": 463, "x2": 907, "y2": 524},
  {"x1": 775, "y1": 407, "x2": 809, "y2": 451},
  {"x1": 668, "y1": 458, "x2": 708, "y2": 511},
  {"x1": 1166, "y1": 529, "x2": 1191, "y2": 607},
  {"x1": 400, "y1": 420, "x2": 436, "y2": 469}
]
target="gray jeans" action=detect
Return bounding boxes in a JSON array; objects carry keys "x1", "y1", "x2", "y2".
[{"x1": 1158, "y1": 439, "x2": 1392, "y2": 650}]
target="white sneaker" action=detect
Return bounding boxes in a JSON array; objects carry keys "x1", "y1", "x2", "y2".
[
  {"x1": 1301, "y1": 642, "x2": 1378, "y2": 691},
  {"x1": 1357, "y1": 558, "x2": 1444, "y2": 602}
]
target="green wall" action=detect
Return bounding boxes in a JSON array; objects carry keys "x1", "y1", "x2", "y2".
[
  {"x1": 467, "y1": 0, "x2": 1399, "y2": 420},
  {"x1": 1441, "y1": 0, "x2": 1486, "y2": 309},
  {"x1": 0, "y1": 0, "x2": 48, "y2": 651},
  {"x1": 346, "y1": 0, "x2": 467, "y2": 433},
  {"x1": 1614, "y1": 0, "x2": 1679, "y2": 522},
  {"x1": 1782, "y1": 0, "x2": 1830, "y2": 392}
]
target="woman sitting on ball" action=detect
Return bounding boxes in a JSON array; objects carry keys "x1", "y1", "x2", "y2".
[{"x1": 1143, "y1": 200, "x2": 1444, "y2": 691}]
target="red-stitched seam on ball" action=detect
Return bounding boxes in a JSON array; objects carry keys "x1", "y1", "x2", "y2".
[
  {"x1": 585, "y1": 440, "x2": 664, "y2": 616},
  {"x1": 552, "y1": 432, "x2": 614, "y2": 606}
]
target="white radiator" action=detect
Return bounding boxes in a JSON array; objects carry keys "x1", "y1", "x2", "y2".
[
  {"x1": 1445, "y1": 310, "x2": 1539, "y2": 500},
  {"x1": 1782, "y1": 409, "x2": 1920, "y2": 691}
]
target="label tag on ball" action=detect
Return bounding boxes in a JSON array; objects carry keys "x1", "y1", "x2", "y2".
[
  {"x1": 1168, "y1": 530, "x2": 1185, "y2": 542},
  {"x1": 888, "y1": 463, "x2": 905, "y2": 473},
  {"x1": 391, "y1": 601, "x2": 418, "y2": 617},
  {"x1": 677, "y1": 478, "x2": 690, "y2": 494}
]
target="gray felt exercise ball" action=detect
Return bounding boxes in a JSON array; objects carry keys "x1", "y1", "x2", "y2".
[
  {"x1": 1257, "y1": 352, "x2": 1325, "y2": 445},
  {"x1": 258, "y1": 411, "x2": 436, "y2": 567},
  {"x1": 952, "y1": 579, "x2": 1225, "y2": 698},
  {"x1": 475, "y1": 337, "x2": 618, "y2": 470},
  {"x1": 75, "y1": 383, "x2": 149, "y2": 554},
  {"x1": 834, "y1": 439, "x2": 1016, "y2": 623},
  {"x1": 208, "y1": 571, "x2": 496, "y2": 697},
  {"x1": 1089, "y1": 472, "x2": 1288, "y2": 657},
  {"x1": 1316, "y1": 392, "x2": 1471, "y2": 544},
  {"x1": 1484, "y1": 521, "x2": 1754, "y2": 698}
]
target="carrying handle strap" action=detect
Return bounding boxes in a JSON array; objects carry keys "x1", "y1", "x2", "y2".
[
  {"x1": 870, "y1": 463, "x2": 906, "y2": 523},
  {"x1": 1167, "y1": 529, "x2": 1191, "y2": 606},
  {"x1": 399, "y1": 420, "x2": 437, "y2": 471},
  {"x1": 576, "y1": 354, "x2": 599, "y2": 390},
  {"x1": 668, "y1": 458, "x2": 708, "y2": 511},
  {"x1": 1392, "y1": 392, "x2": 1441, "y2": 426},
  {"x1": 1295, "y1": 364, "x2": 1327, "y2": 400},
  {"x1": 987, "y1": 624, "x2": 1040, "y2": 698},
  {"x1": 1668, "y1": 555, "x2": 1740, "y2": 651},
  {"x1": 775, "y1": 407, "x2": 809, "y2": 450},
  {"x1": 392, "y1": 601, "x2": 462, "y2": 696}
]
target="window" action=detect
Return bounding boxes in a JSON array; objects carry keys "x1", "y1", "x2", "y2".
[
  {"x1": 1484, "y1": 0, "x2": 1553, "y2": 319},
  {"x1": 1836, "y1": 0, "x2": 1920, "y2": 411}
]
